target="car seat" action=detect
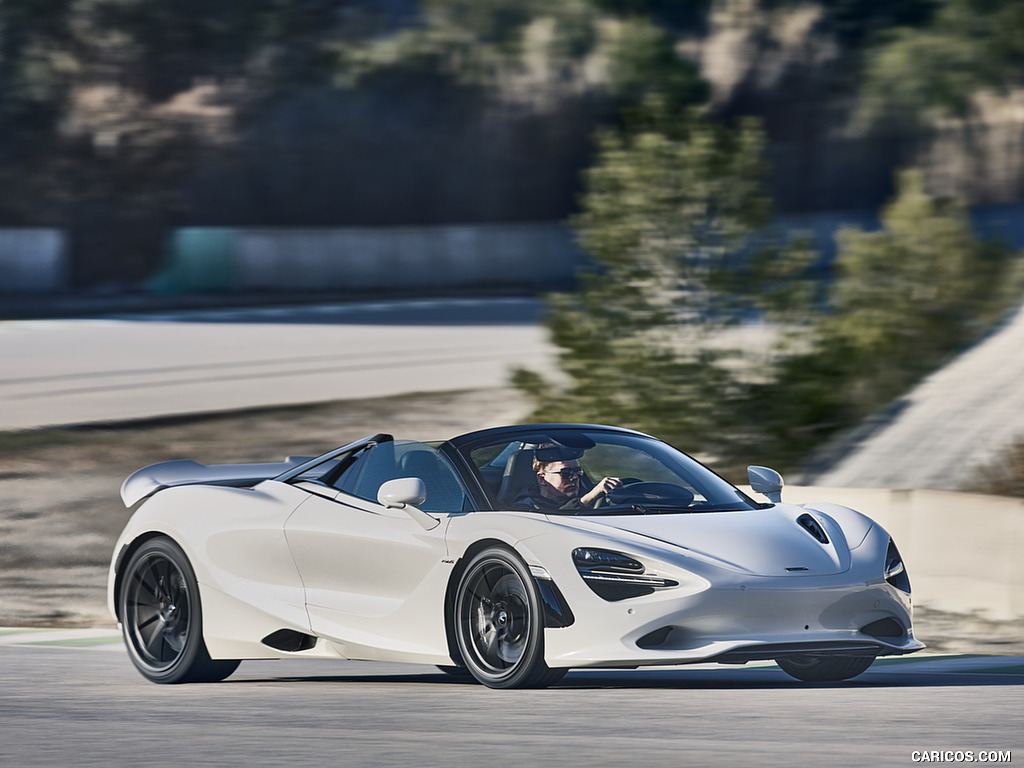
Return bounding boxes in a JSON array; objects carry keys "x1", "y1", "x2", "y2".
[{"x1": 496, "y1": 449, "x2": 537, "y2": 507}]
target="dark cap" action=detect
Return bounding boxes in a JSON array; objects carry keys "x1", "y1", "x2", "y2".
[{"x1": 534, "y1": 444, "x2": 584, "y2": 462}]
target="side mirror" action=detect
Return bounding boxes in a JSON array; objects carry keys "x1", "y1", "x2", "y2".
[
  {"x1": 377, "y1": 477, "x2": 427, "y2": 508},
  {"x1": 747, "y1": 466, "x2": 784, "y2": 504},
  {"x1": 377, "y1": 478, "x2": 439, "y2": 530}
]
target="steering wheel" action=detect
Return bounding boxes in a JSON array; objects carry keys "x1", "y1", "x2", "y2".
[{"x1": 592, "y1": 480, "x2": 694, "y2": 509}]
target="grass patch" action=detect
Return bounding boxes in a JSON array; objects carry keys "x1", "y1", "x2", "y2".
[{"x1": 24, "y1": 636, "x2": 122, "y2": 648}]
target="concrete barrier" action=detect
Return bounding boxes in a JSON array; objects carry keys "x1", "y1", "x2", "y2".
[
  {"x1": 142, "y1": 204, "x2": 1024, "y2": 295},
  {"x1": 757, "y1": 486, "x2": 1024, "y2": 621},
  {"x1": 235, "y1": 222, "x2": 586, "y2": 292},
  {"x1": 148, "y1": 228, "x2": 235, "y2": 293},
  {"x1": 0, "y1": 229, "x2": 69, "y2": 293},
  {"x1": 148, "y1": 222, "x2": 587, "y2": 294}
]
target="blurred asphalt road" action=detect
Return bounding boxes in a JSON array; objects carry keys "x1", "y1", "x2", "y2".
[
  {"x1": 0, "y1": 297, "x2": 552, "y2": 431},
  {"x1": 1, "y1": 640, "x2": 1021, "y2": 768}
]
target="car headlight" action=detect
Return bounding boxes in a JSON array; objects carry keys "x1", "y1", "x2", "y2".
[
  {"x1": 884, "y1": 538, "x2": 911, "y2": 593},
  {"x1": 572, "y1": 548, "x2": 678, "y2": 601}
]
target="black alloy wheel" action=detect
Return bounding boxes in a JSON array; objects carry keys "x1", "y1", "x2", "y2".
[
  {"x1": 119, "y1": 537, "x2": 239, "y2": 684},
  {"x1": 454, "y1": 547, "x2": 565, "y2": 689}
]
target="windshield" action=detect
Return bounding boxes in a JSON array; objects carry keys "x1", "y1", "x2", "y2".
[{"x1": 461, "y1": 427, "x2": 759, "y2": 515}]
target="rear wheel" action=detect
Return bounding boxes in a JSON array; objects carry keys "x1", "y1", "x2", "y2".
[
  {"x1": 776, "y1": 654, "x2": 875, "y2": 682},
  {"x1": 454, "y1": 547, "x2": 565, "y2": 689},
  {"x1": 119, "y1": 537, "x2": 239, "y2": 684}
]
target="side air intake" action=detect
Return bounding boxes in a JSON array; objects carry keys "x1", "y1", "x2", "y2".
[{"x1": 261, "y1": 629, "x2": 318, "y2": 652}]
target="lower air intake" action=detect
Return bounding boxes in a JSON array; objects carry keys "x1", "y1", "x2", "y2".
[
  {"x1": 261, "y1": 629, "x2": 318, "y2": 652},
  {"x1": 861, "y1": 618, "x2": 906, "y2": 639}
]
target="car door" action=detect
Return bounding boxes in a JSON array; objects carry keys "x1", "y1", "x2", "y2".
[{"x1": 283, "y1": 440, "x2": 471, "y2": 663}]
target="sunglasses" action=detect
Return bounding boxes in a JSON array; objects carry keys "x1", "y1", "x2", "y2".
[{"x1": 542, "y1": 467, "x2": 584, "y2": 479}]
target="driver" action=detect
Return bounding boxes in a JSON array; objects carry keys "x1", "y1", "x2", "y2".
[{"x1": 515, "y1": 445, "x2": 622, "y2": 512}]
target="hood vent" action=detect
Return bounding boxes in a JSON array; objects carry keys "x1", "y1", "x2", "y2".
[{"x1": 797, "y1": 513, "x2": 829, "y2": 545}]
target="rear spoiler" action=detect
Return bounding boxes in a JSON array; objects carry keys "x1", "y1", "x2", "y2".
[{"x1": 120, "y1": 457, "x2": 311, "y2": 507}]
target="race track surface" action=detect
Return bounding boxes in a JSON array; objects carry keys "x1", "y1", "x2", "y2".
[
  {"x1": 0, "y1": 298, "x2": 551, "y2": 431},
  {"x1": 1, "y1": 630, "x2": 1019, "y2": 768}
]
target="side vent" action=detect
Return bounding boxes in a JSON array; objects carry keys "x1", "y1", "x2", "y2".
[
  {"x1": 797, "y1": 513, "x2": 829, "y2": 544},
  {"x1": 261, "y1": 629, "x2": 318, "y2": 652}
]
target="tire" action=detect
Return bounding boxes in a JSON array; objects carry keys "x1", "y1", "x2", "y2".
[
  {"x1": 119, "y1": 537, "x2": 239, "y2": 684},
  {"x1": 776, "y1": 654, "x2": 875, "y2": 682},
  {"x1": 454, "y1": 547, "x2": 565, "y2": 689}
]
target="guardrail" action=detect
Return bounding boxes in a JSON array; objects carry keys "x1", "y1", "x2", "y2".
[
  {"x1": 0, "y1": 229, "x2": 69, "y2": 293},
  {"x1": 148, "y1": 223, "x2": 588, "y2": 294}
]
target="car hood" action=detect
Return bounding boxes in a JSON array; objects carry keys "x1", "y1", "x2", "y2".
[{"x1": 567, "y1": 503, "x2": 867, "y2": 576}]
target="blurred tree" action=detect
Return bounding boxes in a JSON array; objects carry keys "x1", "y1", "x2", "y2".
[
  {"x1": 608, "y1": 16, "x2": 707, "y2": 108},
  {"x1": 0, "y1": 0, "x2": 362, "y2": 281},
  {"x1": 513, "y1": 97, "x2": 815, "y2": 468},
  {"x1": 590, "y1": 0, "x2": 711, "y2": 31},
  {"x1": 770, "y1": 0, "x2": 939, "y2": 46},
  {"x1": 1, "y1": 0, "x2": 712, "y2": 282},
  {"x1": 4, "y1": 0, "x2": 1020, "y2": 290},
  {"x1": 516, "y1": 121, "x2": 1020, "y2": 474},
  {"x1": 754, "y1": 170, "x2": 1019, "y2": 464},
  {"x1": 333, "y1": 0, "x2": 705, "y2": 111},
  {"x1": 857, "y1": 0, "x2": 1024, "y2": 125},
  {"x1": 0, "y1": 0, "x2": 75, "y2": 220}
]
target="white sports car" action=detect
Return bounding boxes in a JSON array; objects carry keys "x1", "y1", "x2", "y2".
[{"x1": 109, "y1": 423, "x2": 923, "y2": 688}]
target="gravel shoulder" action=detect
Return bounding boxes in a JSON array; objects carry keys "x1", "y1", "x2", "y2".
[{"x1": 2, "y1": 386, "x2": 1021, "y2": 655}]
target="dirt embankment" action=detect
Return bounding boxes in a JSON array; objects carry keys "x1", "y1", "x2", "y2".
[{"x1": 1, "y1": 386, "x2": 1020, "y2": 655}]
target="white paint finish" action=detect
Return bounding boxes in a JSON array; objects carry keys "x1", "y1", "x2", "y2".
[
  {"x1": 776, "y1": 485, "x2": 1024, "y2": 621},
  {"x1": 109, "y1": 469, "x2": 920, "y2": 669},
  {"x1": 284, "y1": 493, "x2": 451, "y2": 660}
]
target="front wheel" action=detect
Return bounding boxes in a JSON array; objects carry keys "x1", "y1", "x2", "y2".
[
  {"x1": 776, "y1": 654, "x2": 875, "y2": 682},
  {"x1": 454, "y1": 547, "x2": 565, "y2": 689},
  {"x1": 119, "y1": 537, "x2": 239, "y2": 684}
]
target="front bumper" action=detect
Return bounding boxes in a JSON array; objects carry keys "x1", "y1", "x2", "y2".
[{"x1": 543, "y1": 576, "x2": 922, "y2": 668}]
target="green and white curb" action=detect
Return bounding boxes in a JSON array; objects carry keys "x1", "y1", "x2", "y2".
[{"x1": 0, "y1": 627, "x2": 123, "y2": 650}]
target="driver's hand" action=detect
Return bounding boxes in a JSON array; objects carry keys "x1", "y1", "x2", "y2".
[{"x1": 581, "y1": 476, "x2": 622, "y2": 506}]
